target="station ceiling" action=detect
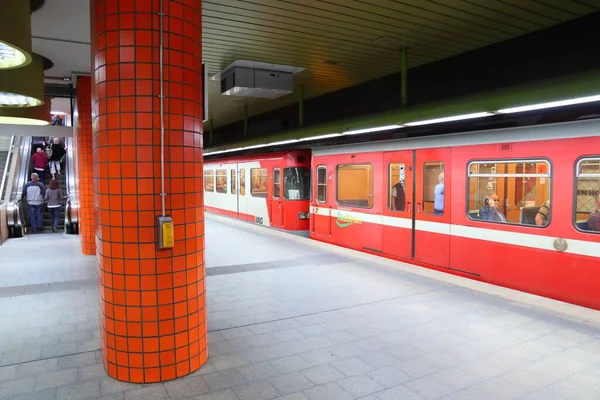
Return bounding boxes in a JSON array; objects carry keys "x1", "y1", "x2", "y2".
[{"x1": 30, "y1": 0, "x2": 599, "y2": 128}]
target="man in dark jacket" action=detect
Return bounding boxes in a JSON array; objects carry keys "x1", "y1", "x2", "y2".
[
  {"x1": 48, "y1": 138, "x2": 67, "y2": 179},
  {"x1": 22, "y1": 173, "x2": 46, "y2": 233}
]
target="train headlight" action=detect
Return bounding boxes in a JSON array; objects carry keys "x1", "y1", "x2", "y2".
[{"x1": 298, "y1": 212, "x2": 310, "y2": 220}]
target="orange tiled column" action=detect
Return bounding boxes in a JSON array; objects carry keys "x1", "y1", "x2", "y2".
[
  {"x1": 91, "y1": 0, "x2": 206, "y2": 383},
  {"x1": 73, "y1": 76, "x2": 96, "y2": 255}
]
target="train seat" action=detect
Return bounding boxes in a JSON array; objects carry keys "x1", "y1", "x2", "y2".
[{"x1": 521, "y1": 206, "x2": 541, "y2": 225}]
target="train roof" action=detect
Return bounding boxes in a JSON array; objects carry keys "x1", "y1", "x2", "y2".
[{"x1": 312, "y1": 117, "x2": 600, "y2": 157}]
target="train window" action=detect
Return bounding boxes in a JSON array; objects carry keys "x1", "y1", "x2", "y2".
[
  {"x1": 273, "y1": 168, "x2": 281, "y2": 199},
  {"x1": 467, "y1": 160, "x2": 551, "y2": 226},
  {"x1": 216, "y1": 169, "x2": 227, "y2": 194},
  {"x1": 389, "y1": 163, "x2": 406, "y2": 211},
  {"x1": 251, "y1": 168, "x2": 268, "y2": 197},
  {"x1": 240, "y1": 169, "x2": 246, "y2": 196},
  {"x1": 204, "y1": 170, "x2": 214, "y2": 192},
  {"x1": 423, "y1": 162, "x2": 444, "y2": 215},
  {"x1": 230, "y1": 169, "x2": 237, "y2": 195},
  {"x1": 336, "y1": 164, "x2": 373, "y2": 208},
  {"x1": 284, "y1": 167, "x2": 310, "y2": 200},
  {"x1": 574, "y1": 157, "x2": 600, "y2": 233},
  {"x1": 317, "y1": 166, "x2": 327, "y2": 203}
]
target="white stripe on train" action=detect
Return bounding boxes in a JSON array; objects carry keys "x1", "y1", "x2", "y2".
[{"x1": 309, "y1": 206, "x2": 600, "y2": 259}]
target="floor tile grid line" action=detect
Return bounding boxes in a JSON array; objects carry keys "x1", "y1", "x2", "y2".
[
  {"x1": 207, "y1": 214, "x2": 600, "y2": 326},
  {"x1": 0, "y1": 279, "x2": 97, "y2": 299},
  {"x1": 0, "y1": 281, "x2": 443, "y2": 368}
]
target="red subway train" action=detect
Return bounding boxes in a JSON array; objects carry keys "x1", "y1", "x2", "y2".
[{"x1": 204, "y1": 119, "x2": 600, "y2": 310}]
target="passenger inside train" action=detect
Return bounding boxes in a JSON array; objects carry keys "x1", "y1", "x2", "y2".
[
  {"x1": 535, "y1": 199, "x2": 551, "y2": 226},
  {"x1": 587, "y1": 192, "x2": 600, "y2": 231},
  {"x1": 478, "y1": 194, "x2": 507, "y2": 222},
  {"x1": 390, "y1": 164, "x2": 406, "y2": 211}
]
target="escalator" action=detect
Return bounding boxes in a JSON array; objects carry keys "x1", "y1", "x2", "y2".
[{"x1": 0, "y1": 136, "x2": 79, "y2": 238}]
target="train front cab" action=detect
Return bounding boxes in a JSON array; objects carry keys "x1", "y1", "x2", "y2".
[
  {"x1": 310, "y1": 124, "x2": 600, "y2": 310},
  {"x1": 204, "y1": 151, "x2": 311, "y2": 232}
]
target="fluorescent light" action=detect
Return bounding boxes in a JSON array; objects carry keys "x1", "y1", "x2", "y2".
[
  {"x1": 0, "y1": 42, "x2": 28, "y2": 70},
  {"x1": 299, "y1": 133, "x2": 342, "y2": 141},
  {"x1": 0, "y1": 116, "x2": 49, "y2": 125},
  {"x1": 242, "y1": 143, "x2": 270, "y2": 150},
  {"x1": 343, "y1": 124, "x2": 403, "y2": 135},
  {"x1": 404, "y1": 112, "x2": 493, "y2": 126},
  {"x1": 268, "y1": 139, "x2": 299, "y2": 146},
  {"x1": 497, "y1": 94, "x2": 600, "y2": 114},
  {"x1": 0, "y1": 92, "x2": 41, "y2": 107}
]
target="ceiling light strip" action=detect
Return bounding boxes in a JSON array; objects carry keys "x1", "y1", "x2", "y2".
[
  {"x1": 204, "y1": 93, "x2": 600, "y2": 156},
  {"x1": 403, "y1": 112, "x2": 493, "y2": 126},
  {"x1": 497, "y1": 94, "x2": 600, "y2": 114}
]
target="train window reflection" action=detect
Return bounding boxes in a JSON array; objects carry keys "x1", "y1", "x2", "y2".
[
  {"x1": 231, "y1": 169, "x2": 237, "y2": 195},
  {"x1": 423, "y1": 162, "x2": 444, "y2": 215},
  {"x1": 575, "y1": 157, "x2": 600, "y2": 233},
  {"x1": 240, "y1": 168, "x2": 246, "y2": 196},
  {"x1": 204, "y1": 170, "x2": 214, "y2": 192},
  {"x1": 467, "y1": 160, "x2": 551, "y2": 226},
  {"x1": 284, "y1": 167, "x2": 310, "y2": 200},
  {"x1": 251, "y1": 168, "x2": 268, "y2": 197},
  {"x1": 336, "y1": 164, "x2": 373, "y2": 208},
  {"x1": 273, "y1": 168, "x2": 281, "y2": 199},
  {"x1": 389, "y1": 163, "x2": 406, "y2": 211},
  {"x1": 216, "y1": 169, "x2": 227, "y2": 193},
  {"x1": 317, "y1": 166, "x2": 327, "y2": 203}
]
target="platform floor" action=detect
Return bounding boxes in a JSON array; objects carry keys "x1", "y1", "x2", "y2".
[{"x1": 1, "y1": 214, "x2": 600, "y2": 400}]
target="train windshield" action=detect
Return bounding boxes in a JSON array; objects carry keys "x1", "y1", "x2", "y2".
[{"x1": 283, "y1": 167, "x2": 310, "y2": 200}]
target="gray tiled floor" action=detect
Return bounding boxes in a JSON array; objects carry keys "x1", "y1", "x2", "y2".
[{"x1": 1, "y1": 214, "x2": 600, "y2": 399}]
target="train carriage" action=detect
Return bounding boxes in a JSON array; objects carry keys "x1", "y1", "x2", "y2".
[
  {"x1": 310, "y1": 119, "x2": 600, "y2": 309},
  {"x1": 204, "y1": 151, "x2": 311, "y2": 232}
]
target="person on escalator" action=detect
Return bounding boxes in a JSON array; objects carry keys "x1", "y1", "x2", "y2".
[
  {"x1": 45, "y1": 179, "x2": 64, "y2": 233},
  {"x1": 22, "y1": 173, "x2": 46, "y2": 233},
  {"x1": 48, "y1": 138, "x2": 66, "y2": 180},
  {"x1": 31, "y1": 147, "x2": 48, "y2": 183}
]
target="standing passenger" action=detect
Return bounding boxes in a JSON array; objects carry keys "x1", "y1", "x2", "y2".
[
  {"x1": 31, "y1": 147, "x2": 48, "y2": 183},
  {"x1": 48, "y1": 138, "x2": 66, "y2": 180},
  {"x1": 434, "y1": 172, "x2": 444, "y2": 215},
  {"x1": 391, "y1": 180, "x2": 406, "y2": 211},
  {"x1": 22, "y1": 173, "x2": 45, "y2": 233},
  {"x1": 586, "y1": 192, "x2": 600, "y2": 231},
  {"x1": 45, "y1": 179, "x2": 64, "y2": 233}
]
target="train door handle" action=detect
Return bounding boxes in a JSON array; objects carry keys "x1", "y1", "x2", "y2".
[
  {"x1": 416, "y1": 203, "x2": 422, "y2": 214},
  {"x1": 407, "y1": 202, "x2": 412, "y2": 214}
]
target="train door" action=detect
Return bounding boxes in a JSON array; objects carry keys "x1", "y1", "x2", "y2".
[
  {"x1": 270, "y1": 168, "x2": 284, "y2": 227},
  {"x1": 414, "y1": 148, "x2": 451, "y2": 268},
  {"x1": 312, "y1": 163, "x2": 331, "y2": 237},
  {"x1": 382, "y1": 151, "x2": 414, "y2": 260},
  {"x1": 238, "y1": 166, "x2": 248, "y2": 221},
  {"x1": 231, "y1": 165, "x2": 239, "y2": 218}
]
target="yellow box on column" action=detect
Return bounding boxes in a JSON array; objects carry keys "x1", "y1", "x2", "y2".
[{"x1": 157, "y1": 216, "x2": 174, "y2": 249}]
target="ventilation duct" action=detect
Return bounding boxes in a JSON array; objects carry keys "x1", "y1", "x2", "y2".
[{"x1": 211, "y1": 61, "x2": 304, "y2": 99}]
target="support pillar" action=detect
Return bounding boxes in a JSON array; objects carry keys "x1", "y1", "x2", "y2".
[
  {"x1": 91, "y1": 0, "x2": 207, "y2": 383},
  {"x1": 401, "y1": 47, "x2": 408, "y2": 106},
  {"x1": 73, "y1": 76, "x2": 95, "y2": 255},
  {"x1": 298, "y1": 84, "x2": 304, "y2": 127},
  {"x1": 243, "y1": 103, "x2": 248, "y2": 137}
]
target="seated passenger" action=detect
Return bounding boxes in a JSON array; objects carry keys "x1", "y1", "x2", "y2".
[
  {"x1": 535, "y1": 199, "x2": 550, "y2": 226},
  {"x1": 478, "y1": 194, "x2": 507, "y2": 223},
  {"x1": 586, "y1": 192, "x2": 600, "y2": 231}
]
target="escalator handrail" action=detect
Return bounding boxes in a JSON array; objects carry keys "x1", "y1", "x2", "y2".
[{"x1": 0, "y1": 135, "x2": 16, "y2": 204}]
